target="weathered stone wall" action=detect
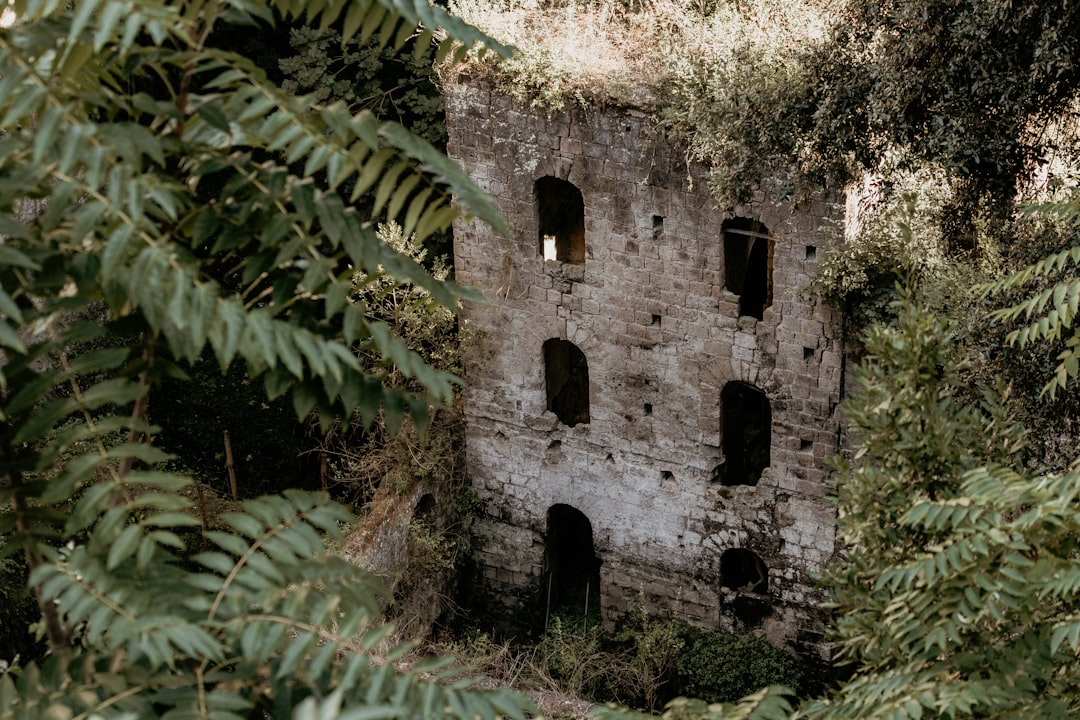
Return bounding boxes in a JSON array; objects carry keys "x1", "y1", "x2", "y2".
[{"x1": 445, "y1": 80, "x2": 845, "y2": 661}]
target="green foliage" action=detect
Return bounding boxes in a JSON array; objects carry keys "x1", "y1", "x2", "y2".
[
  {"x1": 812, "y1": 188, "x2": 947, "y2": 328},
  {"x1": 279, "y1": 25, "x2": 446, "y2": 147},
  {"x1": 799, "y1": 291, "x2": 1080, "y2": 719},
  {"x1": 352, "y1": 222, "x2": 465, "y2": 385},
  {"x1": 984, "y1": 199, "x2": 1080, "y2": 399},
  {"x1": 524, "y1": 611, "x2": 796, "y2": 712},
  {"x1": 0, "y1": 1, "x2": 535, "y2": 718},
  {"x1": 807, "y1": 0, "x2": 1080, "y2": 209},
  {"x1": 595, "y1": 686, "x2": 795, "y2": 720},
  {"x1": 2, "y1": 490, "x2": 531, "y2": 719},
  {"x1": 664, "y1": 0, "x2": 1080, "y2": 216},
  {"x1": 656, "y1": 0, "x2": 826, "y2": 209},
  {"x1": 535, "y1": 615, "x2": 612, "y2": 701},
  {"x1": 316, "y1": 221, "x2": 473, "y2": 507},
  {"x1": 676, "y1": 628, "x2": 803, "y2": 705}
]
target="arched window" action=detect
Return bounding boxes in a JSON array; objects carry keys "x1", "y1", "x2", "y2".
[
  {"x1": 723, "y1": 218, "x2": 773, "y2": 320},
  {"x1": 542, "y1": 504, "x2": 601, "y2": 628},
  {"x1": 720, "y1": 548, "x2": 768, "y2": 595},
  {"x1": 718, "y1": 381, "x2": 771, "y2": 487},
  {"x1": 536, "y1": 176, "x2": 585, "y2": 264},
  {"x1": 544, "y1": 339, "x2": 590, "y2": 427}
]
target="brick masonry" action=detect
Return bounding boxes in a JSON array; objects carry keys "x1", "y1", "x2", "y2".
[{"x1": 445, "y1": 80, "x2": 846, "y2": 662}]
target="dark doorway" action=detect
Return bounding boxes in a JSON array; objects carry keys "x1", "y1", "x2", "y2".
[
  {"x1": 536, "y1": 176, "x2": 586, "y2": 264},
  {"x1": 719, "y1": 381, "x2": 771, "y2": 486},
  {"x1": 720, "y1": 547, "x2": 771, "y2": 625},
  {"x1": 542, "y1": 504, "x2": 602, "y2": 629},
  {"x1": 544, "y1": 339, "x2": 590, "y2": 427},
  {"x1": 720, "y1": 548, "x2": 768, "y2": 595},
  {"x1": 723, "y1": 218, "x2": 773, "y2": 320}
]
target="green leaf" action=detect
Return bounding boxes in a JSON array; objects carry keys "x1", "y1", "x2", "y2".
[{"x1": 107, "y1": 523, "x2": 143, "y2": 570}]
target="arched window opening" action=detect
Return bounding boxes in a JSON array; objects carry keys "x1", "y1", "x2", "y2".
[
  {"x1": 544, "y1": 339, "x2": 590, "y2": 427},
  {"x1": 536, "y1": 176, "x2": 585, "y2": 264},
  {"x1": 542, "y1": 504, "x2": 601, "y2": 629},
  {"x1": 723, "y1": 218, "x2": 773, "y2": 320},
  {"x1": 720, "y1": 548, "x2": 768, "y2": 595},
  {"x1": 718, "y1": 381, "x2": 771, "y2": 487}
]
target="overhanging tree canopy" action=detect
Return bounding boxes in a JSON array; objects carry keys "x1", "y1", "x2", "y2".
[{"x1": 0, "y1": 1, "x2": 532, "y2": 717}]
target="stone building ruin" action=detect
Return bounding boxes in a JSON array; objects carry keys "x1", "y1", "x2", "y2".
[{"x1": 445, "y1": 80, "x2": 845, "y2": 663}]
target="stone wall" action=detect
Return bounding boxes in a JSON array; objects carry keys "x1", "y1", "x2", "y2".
[{"x1": 445, "y1": 80, "x2": 845, "y2": 662}]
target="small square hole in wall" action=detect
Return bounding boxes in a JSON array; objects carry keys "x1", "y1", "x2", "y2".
[
  {"x1": 805, "y1": 245, "x2": 817, "y2": 260},
  {"x1": 651, "y1": 314, "x2": 662, "y2": 326},
  {"x1": 661, "y1": 470, "x2": 674, "y2": 481},
  {"x1": 803, "y1": 347, "x2": 815, "y2": 363},
  {"x1": 800, "y1": 439, "x2": 813, "y2": 452},
  {"x1": 644, "y1": 403, "x2": 653, "y2": 416}
]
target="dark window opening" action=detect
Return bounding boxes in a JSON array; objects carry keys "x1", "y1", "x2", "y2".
[
  {"x1": 723, "y1": 218, "x2": 773, "y2": 320},
  {"x1": 803, "y1": 346, "x2": 815, "y2": 363},
  {"x1": 542, "y1": 504, "x2": 601, "y2": 629},
  {"x1": 651, "y1": 314, "x2": 662, "y2": 326},
  {"x1": 661, "y1": 470, "x2": 674, "y2": 481},
  {"x1": 652, "y1": 215, "x2": 665, "y2": 240},
  {"x1": 544, "y1": 339, "x2": 590, "y2": 427},
  {"x1": 720, "y1": 381, "x2": 771, "y2": 486},
  {"x1": 644, "y1": 403, "x2": 653, "y2": 416},
  {"x1": 414, "y1": 493, "x2": 436, "y2": 524},
  {"x1": 536, "y1": 176, "x2": 585, "y2": 264},
  {"x1": 720, "y1": 548, "x2": 768, "y2": 595},
  {"x1": 800, "y1": 439, "x2": 813, "y2": 452},
  {"x1": 805, "y1": 245, "x2": 817, "y2": 260}
]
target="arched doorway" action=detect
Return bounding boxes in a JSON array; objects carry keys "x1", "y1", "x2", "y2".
[
  {"x1": 542, "y1": 504, "x2": 601, "y2": 630},
  {"x1": 719, "y1": 381, "x2": 771, "y2": 486}
]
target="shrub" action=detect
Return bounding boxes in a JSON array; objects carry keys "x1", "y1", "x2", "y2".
[{"x1": 675, "y1": 627, "x2": 803, "y2": 704}]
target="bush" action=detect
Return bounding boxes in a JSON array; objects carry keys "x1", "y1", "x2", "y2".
[{"x1": 675, "y1": 627, "x2": 803, "y2": 704}]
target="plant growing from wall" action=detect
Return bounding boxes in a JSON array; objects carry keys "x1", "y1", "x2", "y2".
[{"x1": 0, "y1": 0, "x2": 535, "y2": 718}]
